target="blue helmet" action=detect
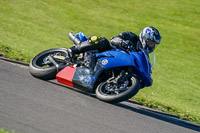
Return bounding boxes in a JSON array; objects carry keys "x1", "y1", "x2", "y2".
[{"x1": 139, "y1": 26, "x2": 161, "y2": 53}]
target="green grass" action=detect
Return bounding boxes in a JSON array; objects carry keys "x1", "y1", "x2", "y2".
[
  {"x1": 0, "y1": 128, "x2": 14, "y2": 133},
  {"x1": 0, "y1": 0, "x2": 200, "y2": 124},
  {"x1": 0, "y1": 128, "x2": 8, "y2": 133}
]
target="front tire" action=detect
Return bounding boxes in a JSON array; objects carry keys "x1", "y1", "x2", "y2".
[
  {"x1": 29, "y1": 48, "x2": 68, "y2": 80},
  {"x1": 96, "y1": 76, "x2": 140, "y2": 103}
]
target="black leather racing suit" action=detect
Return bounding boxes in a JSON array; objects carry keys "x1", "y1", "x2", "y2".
[
  {"x1": 68, "y1": 31, "x2": 141, "y2": 57},
  {"x1": 110, "y1": 31, "x2": 141, "y2": 52}
]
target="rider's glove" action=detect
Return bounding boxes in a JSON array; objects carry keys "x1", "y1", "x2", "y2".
[
  {"x1": 121, "y1": 40, "x2": 133, "y2": 50},
  {"x1": 121, "y1": 40, "x2": 128, "y2": 49}
]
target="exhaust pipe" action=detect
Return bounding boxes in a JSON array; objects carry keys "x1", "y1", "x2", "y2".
[{"x1": 69, "y1": 32, "x2": 81, "y2": 45}]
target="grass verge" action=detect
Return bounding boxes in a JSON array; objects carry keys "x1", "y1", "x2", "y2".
[
  {"x1": 0, "y1": 128, "x2": 15, "y2": 133},
  {"x1": 132, "y1": 97, "x2": 200, "y2": 123}
]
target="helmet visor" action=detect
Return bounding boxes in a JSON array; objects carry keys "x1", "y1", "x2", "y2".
[
  {"x1": 145, "y1": 39, "x2": 159, "y2": 53},
  {"x1": 146, "y1": 39, "x2": 158, "y2": 48}
]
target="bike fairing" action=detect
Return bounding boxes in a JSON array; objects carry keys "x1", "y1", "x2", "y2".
[{"x1": 56, "y1": 32, "x2": 153, "y2": 92}]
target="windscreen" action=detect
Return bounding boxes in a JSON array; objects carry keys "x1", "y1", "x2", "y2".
[{"x1": 148, "y1": 53, "x2": 156, "y2": 69}]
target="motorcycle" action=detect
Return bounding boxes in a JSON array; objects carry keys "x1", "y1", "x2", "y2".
[{"x1": 29, "y1": 32, "x2": 155, "y2": 103}]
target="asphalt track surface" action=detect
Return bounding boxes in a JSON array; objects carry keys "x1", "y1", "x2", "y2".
[{"x1": 0, "y1": 59, "x2": 199, "y2": 133}]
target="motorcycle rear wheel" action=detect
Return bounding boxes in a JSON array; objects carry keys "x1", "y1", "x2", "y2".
[
  {"x1": 95, "y1": 76, "x2": 141, "y2": 103},
  {"x1": 29, "y1": 48, "x2": 68, "y2": 80}
]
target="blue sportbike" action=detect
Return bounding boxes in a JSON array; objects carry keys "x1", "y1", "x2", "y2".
[{"x1": 29, "y1": 32, "x2": 155, "y2": 103}]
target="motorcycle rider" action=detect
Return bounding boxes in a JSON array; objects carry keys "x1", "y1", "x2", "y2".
[
  {"x1": 110, "y1": 26, "x2": 161, "y2": 53},
  {"x1": 68, "y1": 26, "x2": 161, "y2": 58}
]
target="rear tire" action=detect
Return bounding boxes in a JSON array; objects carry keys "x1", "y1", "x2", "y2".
[
  {"x1": 29, "y1": 48, "x2": 68, "y2": 80},
  {"x1": 96, "y1": 76, "x2": 140, "y2": 103}
]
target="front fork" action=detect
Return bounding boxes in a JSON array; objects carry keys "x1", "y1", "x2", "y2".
[{"x1": 106, "y1": 70, "x2": 131, "y2": 92}]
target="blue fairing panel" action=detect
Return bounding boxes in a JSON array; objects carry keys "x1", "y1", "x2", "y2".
[
  {"x1": 131, "y1": 52, "x2": 153, "y2": 87},
  {"x1": 131, "y1": 52, "x2": 151, "y2": 78},
  {"x1": 97, "y1": 51, "x2": 135, "y2": 69},
  {"x1": 97, "y1": 51, "x2": 150, "y2": 73},
  {"x1": 96, "y1": 50, "x2": 152, "y2": 87}
]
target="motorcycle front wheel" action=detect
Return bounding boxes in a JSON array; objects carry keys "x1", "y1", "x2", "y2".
[
  {"x1": 29, "y1": 48, "x2": 68, "y2": 80},
  {"x1": 95, "y1": 76, "x2": 141, "y2": 103}
]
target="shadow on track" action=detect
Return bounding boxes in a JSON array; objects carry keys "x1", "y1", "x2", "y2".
[{"x1": 47, "y1": 80, "x2": 200, "y2": 132}]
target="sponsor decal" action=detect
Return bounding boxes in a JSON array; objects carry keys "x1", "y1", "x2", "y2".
[{"x1": 102, "y1": 59, "x2": 108, "y2": 65}]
